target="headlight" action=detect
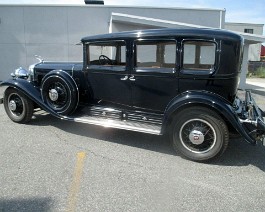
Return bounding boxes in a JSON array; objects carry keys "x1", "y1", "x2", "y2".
[{"x1": 11, "y1": 67, "x2": 29, "y2": 79}]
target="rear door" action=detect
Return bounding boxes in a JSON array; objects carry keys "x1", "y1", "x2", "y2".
[{"x1": 131, "y1": 40, "x2": 179, "y2": 112}]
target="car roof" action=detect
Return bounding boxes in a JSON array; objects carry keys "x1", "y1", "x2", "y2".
[{"x1": 81, "y1": 28, "x2": 243, "y2": 43}]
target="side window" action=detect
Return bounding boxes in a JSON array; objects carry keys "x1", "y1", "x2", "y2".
[
  {"x1": 88, "y1": 41, "x2": 126, "y2": 66},
  {"x1": 182, "y1": 41, "x2": 216, "y2": 71},
  {"x1": 136, "y1": 41, "x2": 176, "y2": 72}
]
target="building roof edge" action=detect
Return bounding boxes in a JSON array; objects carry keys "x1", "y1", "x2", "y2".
[{"x1": 0, "y1": 4, "x2": 226, "y2": 12}]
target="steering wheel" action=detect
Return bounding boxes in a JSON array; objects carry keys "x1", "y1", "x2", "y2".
[{"x1": 99, "y1": 55, "x2": 112, "y2": 65}]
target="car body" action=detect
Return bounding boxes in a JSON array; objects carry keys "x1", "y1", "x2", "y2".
[{"x1": 1, "y1": 28, "x2": 265, "y2": 161}]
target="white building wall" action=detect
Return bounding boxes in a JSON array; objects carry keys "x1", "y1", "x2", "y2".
[
  {"x1": 0, "y1": 4, "x2": 224, "y2": 80},
  {"x1": 112, "y1": 22, "x2": 156, "y2": 33},
  {"x1": 225, "y1": 22, "x2": 264, "y2": 61}
]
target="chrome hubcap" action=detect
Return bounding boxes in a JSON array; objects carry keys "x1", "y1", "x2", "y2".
[
  {"x1": 49, "y1": 89, "x2": 59, "y2": 101},
  {"x1": 9, "y1": 100, "x2": 17, "y2": 111},
  {"x1": 179, "y1": 118, "x2": 216, "y2": 154},
  {"x1": 188, "y1": 129, "x2": 204, "y2": 145},
  {"x1": 7, "y1": 93, "x2": 24, "y2": 117}
]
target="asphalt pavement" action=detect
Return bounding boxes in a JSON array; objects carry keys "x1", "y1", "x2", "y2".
[{"x1": 1, "y1": 83, "x2": 265, "y2": 212}]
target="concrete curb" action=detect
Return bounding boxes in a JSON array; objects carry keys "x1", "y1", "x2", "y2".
[
  {"x1": 249, "y1": 89, "x2": 265, "y2": 96},
  {"x1": 245, "y1": 78, "x2": 265, "y2": 97}
]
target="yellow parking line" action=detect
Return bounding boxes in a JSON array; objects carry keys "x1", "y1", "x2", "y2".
[{"x1": 66, "y1": 151, "x2": 86, "y2": 212}]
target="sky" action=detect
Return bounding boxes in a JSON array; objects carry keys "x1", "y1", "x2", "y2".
[{"x1": 0, "y1": 0, "x2": 264, "y2": 32}]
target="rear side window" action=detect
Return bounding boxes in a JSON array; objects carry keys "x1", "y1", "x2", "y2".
[
  {"x1": 135, "y1": 41, "x2": 176, "y2": 72},
  {"x1": 182, "y1": 41, "x2": 216, "y2": 71}
]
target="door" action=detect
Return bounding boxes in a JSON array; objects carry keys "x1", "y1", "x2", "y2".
[
  {"x1": 178, "y1": 40, "x2": 219, "y2": 94},
  {"x1": 131, "y1": 40, "x2": 179, "y2": 112},
  {"x1": 86, "y1": 40, "x2": 131, "y2": 105}
]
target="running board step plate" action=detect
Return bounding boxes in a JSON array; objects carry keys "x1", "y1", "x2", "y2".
[{"x1": 65, "y1": 114, "x2": 161, "y2": 135}]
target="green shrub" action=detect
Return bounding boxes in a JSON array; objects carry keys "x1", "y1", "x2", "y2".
[
  {"x1": 246, "y1": 72, "x2": 252, "y2": 78},
  {"x1": 255, "y1": 67, "x2": 265, "y2": 78}
]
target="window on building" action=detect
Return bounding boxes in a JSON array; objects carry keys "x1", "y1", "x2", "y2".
[
  {"x1": 182, "y1": 41, "x2": 216, "y2": 71},
  {"x1": 135, "y1": 41, "x2": 176, "y2": 72},
  {"x1": 244, "y1": 29, "x2": 254, "y2": 34}
]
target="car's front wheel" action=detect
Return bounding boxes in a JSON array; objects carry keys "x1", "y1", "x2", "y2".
[
  {"x1": 4, "y1": 87, "x2": 33, "y2": 123},
  {"x1": 171, "y1": 107, "x2": 229, "y2": 161}
]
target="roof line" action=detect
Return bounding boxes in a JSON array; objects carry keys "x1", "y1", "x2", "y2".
[
  {"x1": 112, "y1": 12, "x2": 213, "y2": 29},
  {"x1": 0, "y1": 4, "x2": 225, "y2": 11},
  {"x1": 229, "y1": 30, "x2": 265, "y2": 43},
  {"x1": 226, "y1": 22, "x2": 264, "y2": 27},
  {"x1": 111, "y1": 13, "x2": 265, "y2": 44}
]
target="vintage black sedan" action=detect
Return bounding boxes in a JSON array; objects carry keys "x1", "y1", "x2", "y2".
[{"x1": 1, "y1": 28, "x2": 265, "y2": 161}]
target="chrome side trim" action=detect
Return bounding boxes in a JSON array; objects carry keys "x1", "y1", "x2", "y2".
[{"x1": 64, "y1": 115, "x2": 161, "y2": 135}]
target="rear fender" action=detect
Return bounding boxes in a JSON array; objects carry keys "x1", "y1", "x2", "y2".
[
  {"x1": 0, "y1": 78, "x2": 62, "y2": 118},
  {"x1": 162, "y1": 90, "x2": 257, "y2": 145}
]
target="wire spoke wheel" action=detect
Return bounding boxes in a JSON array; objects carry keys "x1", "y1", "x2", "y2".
[
  {"x1": 180, "y1": 119, "x2": 216, "y2": 154},
  {"x1": 172, "y1": 107, "x2": 229, "y2": 161}
]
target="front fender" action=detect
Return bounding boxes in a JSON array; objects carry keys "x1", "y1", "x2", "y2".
[
  {"x1": 0, "y1": 78, "x2": 62, "y2": 118},
  {"x1": 162, "y1": 90, "x2": 257, "y2": 145}
]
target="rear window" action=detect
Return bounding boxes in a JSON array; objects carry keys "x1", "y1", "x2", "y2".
[{"x1": 182, "y1": 41, "x2": 216, "y2": 71}]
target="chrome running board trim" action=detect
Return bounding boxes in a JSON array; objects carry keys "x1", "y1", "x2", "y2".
[{"x1": 65, "y1": 115, "x2": 161, "y2": 135}]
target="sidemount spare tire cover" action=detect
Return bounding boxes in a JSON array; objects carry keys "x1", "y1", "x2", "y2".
[{"x1": 41, "y1": 71, "x2": 78, "y2": 115}]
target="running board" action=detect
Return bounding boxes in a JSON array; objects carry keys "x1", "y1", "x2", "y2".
[{"x1": 64, "y1": 115, "x2": 162, "y2": 135}]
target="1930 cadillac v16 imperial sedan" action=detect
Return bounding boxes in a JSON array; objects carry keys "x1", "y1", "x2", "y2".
[{"x1": 1, "y1": 28, "x2": 265, "y2": 161}]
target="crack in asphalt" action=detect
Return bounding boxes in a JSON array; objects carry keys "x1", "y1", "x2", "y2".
[{"x1": 48, "y1": 128, "x2": 164, "y2": 171}]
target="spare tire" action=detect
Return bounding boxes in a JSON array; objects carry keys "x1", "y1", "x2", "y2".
[{"x1": 41, "y1": 72, "x2": 78, "y2": 115}]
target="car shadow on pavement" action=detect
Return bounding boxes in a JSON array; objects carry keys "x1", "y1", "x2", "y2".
[
  {"x1": 30, "y1": 112, "x2": 265, "y2": 171},
  {"x1": 0, "y1": 197, "x2": 53, "y2": 212},
  {"x1": 212, "y1": 138, "x2": 265, "y2": 171}
]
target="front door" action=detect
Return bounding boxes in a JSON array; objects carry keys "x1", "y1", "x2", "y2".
[{"x1": 86, "y1": 40, "x2": 131, "y2": 106}]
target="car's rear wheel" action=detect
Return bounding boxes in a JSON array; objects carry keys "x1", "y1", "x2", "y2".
[
  {"x1": 171, "y1": 107, "x2": 229, "y2": 161},
  {"x1": 4, "y1": 87, "x2": 33, "y2": 123},
  {"x1": 41, "y1": 75, "x2": 78, "y2": 115}
]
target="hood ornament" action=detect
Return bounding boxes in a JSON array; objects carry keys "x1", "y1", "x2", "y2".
[{"x1": 35, "y1": 55, "x2": 44, "y2": 63}]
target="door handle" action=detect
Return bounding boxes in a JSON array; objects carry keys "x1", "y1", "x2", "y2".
[
  {"x1": 129, "y1": 76, "x2": 136, "y2": 81},
  {"x1": 120, "y1": 76, "x2": 128, "y2": 81}
]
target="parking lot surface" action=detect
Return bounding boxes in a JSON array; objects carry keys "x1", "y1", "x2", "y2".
[{"x1": 1, "y1": 88, "x2": 265, "y2": 212}]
